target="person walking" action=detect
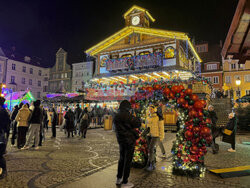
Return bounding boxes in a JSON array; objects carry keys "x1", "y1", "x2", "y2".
[
  {"x1": 222, "y1": 113, "x2": 237, "y2": 152},
  {"x1": 11, "y1": 103, "x2": 23, "y2": 146},
  {"x1": 145, "y1": 105, "x2": 163, "y2": 171},
  {"x1": 208, "y1": 105, "x2": 219, "y2": 154},
  {"x1": 22, "y1": 100, "x2": 43, "y2": 150},
  {"x1": 156, "y1": 108, "x2": 166, "y2": 158},
  {"x1": 79, "y1": 108, "x2": 89, "y2": 138},
  {"x1": 64, "y1": 108, "x2": 75, "y2": 138},
  {"x1": 15, "y1": 104, "x2": 31, "y2": 149},
  {"x1": 74, "y1": 104, "x2": 82, "y2": 136},
  {"x1": 0, "y1": 97, "x2": 11, "y2": 179},
  {"x1": 43, "y1": 109, "x2": 49, "y2": 131},
  {"x1": 51, "y1": 108, "x2": 57, "y2": 138},
  {"x1": 114, "y1": 100, "x2": 141, "y2": 188}
]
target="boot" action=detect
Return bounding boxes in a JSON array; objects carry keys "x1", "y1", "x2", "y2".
[{"x1": 146, "y1": 163, "x2": 154, "y2": 171}]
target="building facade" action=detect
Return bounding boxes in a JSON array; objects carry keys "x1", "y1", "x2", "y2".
[
  {"x1": 86, "y1": 5, "x2": 201, "y2": 88},
  {"x1": 196, "y1": 43, "x2": 223, "y2": 91},
  {"x1": 221, "y1": 0, "x2": 250, "y2": 99},
  {"x1": 0, "y1": 47, "x2": 49, "y2": 100},
  {"x1": 48, "y1": 48, "x2": 72, "y2": 93},
  {"x1": 72, "y1": 61, "x2": 93, "y2": 92}
]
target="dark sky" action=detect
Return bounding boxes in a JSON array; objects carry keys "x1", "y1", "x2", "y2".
[{"x1": 0, "y1": 0, "x2": 238, "y2": 67}]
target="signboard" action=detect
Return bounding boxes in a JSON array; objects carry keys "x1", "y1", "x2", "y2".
[{"x1": 85, "y1": 87, "x2": 136, "y2": 101}]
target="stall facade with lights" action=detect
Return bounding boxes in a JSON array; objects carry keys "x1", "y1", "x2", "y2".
[{"x1": 85, "y1": 5, "x2": 202, "y2": 102}]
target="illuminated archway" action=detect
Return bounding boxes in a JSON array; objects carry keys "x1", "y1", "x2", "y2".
[{"x1": 130, "y1": 79, "x2": 212, "y2": 177}]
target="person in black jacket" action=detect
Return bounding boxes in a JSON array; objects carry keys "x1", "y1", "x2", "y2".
[
  {"x1": 64, "y1": 108, "x2": 75, "y2": 138},
  {"x1": 11, "y1": 104, "x2": 23, "y2": 146},
  {"x1": 51, "y1": 108, "x2": 57, "y2": 138},
  {"x1": 79, "y1": 108, "x2": 89, "y2": 138},
  {"x1": 222, "y1": 113, "x2": 237, "y2": 152},
  {"x1": 208, "y1": 105, "x2": 219, "y2": 154},
  {"x1": 22, "y1": 100, "x2": 43, "y2": 150},
  {"x1": 114, "y1": 100, "x2": 141, "y2": 187},
  {"x1": 74, "y1": 104, "x2": 82, "y2": 136},
  {"x1": 0, "y1": 97, "x2": 11, "y2": 179}
]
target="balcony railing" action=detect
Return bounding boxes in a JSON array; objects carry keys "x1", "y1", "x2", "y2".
[{"x1": 105, "y1": 52, "x2": 162, "y2": 71}]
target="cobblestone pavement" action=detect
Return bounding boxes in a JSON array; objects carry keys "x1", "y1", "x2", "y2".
[
  {"x1": 0, "y1": 128, "x2": 119, "y2": 188},
  {"x1": 1, "y1": 128, "x2": 250, "y2": 188},
  {"x1": 61, "y1": 133, "x2": 250, "y2": 188}
]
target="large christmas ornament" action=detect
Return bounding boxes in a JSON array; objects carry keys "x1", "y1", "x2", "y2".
[
  {"x1": 200, "y1": 127, "x2": 211, "y2": 137},
  {"x1": 194, "y1": 100, "x2": 204, "y2": 109},
  {"x1": 163, "y1": 87, "x2": 171, "y2": 96},
  {"x1": 190, "y1": 94, "x2": 199, "y2": 102},
  {"x1": 185, "y1": 130, "x2": 193, "y2": 140},
  {"x1": 184, "y1": 88, "x2": 192, "y2": 95}
]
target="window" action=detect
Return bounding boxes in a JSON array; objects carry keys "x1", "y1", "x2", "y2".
[
  {"x1": 38, "y1": 70, "x2": 42, "y2": 76},
  {"x1": 65, "y1": 73, "x2": 67, "y2": 78},
  {"x1": 29, "y1": 79, "x2": 32, "y2": 85},
  {"x1": 238, "y1": 64, "x2": 244, "y2": 69},
  {"x1": 37, "y1": 92, "x2": 41, "y2": 98},
  {"x1": 21, "y1": 78, "x2": 25, "y2": 84},
  {"x1": 235, "y1": 75, "x2": 241, "y2": 81},
  {"x1": 206, "y1": 77, "x2": 211, "y2": 82},
  {"x1": 0, "y1": 64, "x2": 2, "y2": 72},
  {"x1": 236, "y1": 90, "x2": 241, "y2": 97},
  {"x1": 44, "y1": 77, "x2": 48, "y2": 81},
  {"x1": 244, "y1": 75, "x2": 250, "y2": 82},
  {"x1": 225, "y1": 76, "x2": 231, "y2": 83},
  {"x1": 30, "y1": 68, "x2": 33, "y2": 74},
  {"x1": 38, "y1": 81, "x2": 41, "y2": 87},
  {"x1": 231, "y1": 64, "x2": 236, "y2": 69},
  {"x1": 207, "y1": 64, "x2": 217, "y2": 70},
  {"x1": 246, "y1": 90, "x2": 250, "y2": 95},
  {"x1": 12, "y1": 64, "x2": 16, "y2": 70},
  {"x1": 23, "y1": 66, "x2": 26, "y2": 73},
  {"x1": 213, "y1": 76, "x2": 219, "y2": 84},
  {"x1": 61, "y1": 73, "x2": 64, "y2": 79},
  {"x1": 11, "y1": 76, "x2": 15, "y2": 83},
  {"x1": 43, "y1": 86, "x2": 48, "y2": 92}
]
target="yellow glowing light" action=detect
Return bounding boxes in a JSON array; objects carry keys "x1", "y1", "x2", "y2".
[
  {"x1": 0, "y1": 94, "x2": 4, "y2": 97},
  {"x1": 162, "y1": 71, "x2": 169, "y2": 76},
  {"x1": 188, "y1": 39, "x2": 202, "y2": 62},
  {"x1": 1, "y1": 84, "x2": 6, "y2": 88},
  {"x1": 123, "y1": 5, "x2": 155, "y2": 22},
  {"x1": 86, "y1": 26, "x2": 189, "y2": 56},
  {"x1": 153, "y1": 72, "x2": 161, "y2": 77}
]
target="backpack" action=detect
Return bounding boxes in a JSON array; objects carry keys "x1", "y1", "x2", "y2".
[{"x1": 82, "y1": 113, "x2": 88, "y2": 120}]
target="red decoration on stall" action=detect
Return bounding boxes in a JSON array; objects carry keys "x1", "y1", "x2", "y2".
[{"x1": 184, "y1": 88, "x2": 192, "y2": 95}]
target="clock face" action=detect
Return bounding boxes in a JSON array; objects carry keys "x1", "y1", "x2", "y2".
[{"x1": 132, "y1": 16, "x2": 140, "y2": 25}]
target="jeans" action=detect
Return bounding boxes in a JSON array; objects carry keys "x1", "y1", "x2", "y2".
[
  {"x1": 117, "y1": 143, "x2": 135, "y2": 184},
  {"x1": 25, "y1": 124, "x2": 40, "y2": 147},
  {"x1": 0, "y1": 155, "x2": 6, "y2": 174},
  {"x1": 148, "y1": 137, "x2": 159, "y2": 163},
  {"x1": 17, "y1": 126, "x2": 28, "y2": 148},
  {"x1": 158, "y1": 140, "x2": 166, "y2": 154}
]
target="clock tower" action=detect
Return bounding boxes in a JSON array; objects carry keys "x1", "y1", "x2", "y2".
[{"x1": 124, "y1": 5, "x2": 155, "y2": 28}]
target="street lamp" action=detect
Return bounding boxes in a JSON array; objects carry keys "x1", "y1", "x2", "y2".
[{"x1": 235, "y1": 78, "x2": 241, "y2": 98}]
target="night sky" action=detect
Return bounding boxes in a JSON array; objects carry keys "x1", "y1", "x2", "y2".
[{"x1": 0, "y1": 0, "x2": 238, "y2": 67}]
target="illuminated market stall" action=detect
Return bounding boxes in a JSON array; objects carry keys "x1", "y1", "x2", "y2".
[{"x1": 4, "y1": 91, "x2": 35, "y2": 110}]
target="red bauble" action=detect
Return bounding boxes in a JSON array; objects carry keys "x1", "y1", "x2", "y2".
[
  {"x1": 178, "y1": 97, "x2": 186, "y2": 104},
  {"x1": 180, "y1": 92, "x2": 185, "y2": 98},
  {"x1": 182, "y1": 102, "x2": 189, "y2": 108},
  {"x1": 141, "y1": 87, "x2": 146, "y2": 91},
  {"x1": 189, "y1": 110, "x2": 197, "y2": 118},
  {"x1": 171, "y1": 85, "x2": 179, "y2": 93},
  {"x1": 200, "y1": 127, "x2": 211, "y2": 137},
  {"x1": 190, "y1": 155, "x2": 197, "y2": 162},
  {"x1": 169, "y1": 92, "x2": 175, "y2": 99},
  {"x1": 184, "y1": 88, "x2": 193, "y2": 95},
  {"x1": 177, "y1": 153, "x2": 182, "y2": 158},
  {"x1": 193, "y1": 127, "x2": 200, "y2": 133},
  {"x1": 205, "y1": 118, "x2": 212, "y2": 124},
  {"x1": 194, "y1": 100, "x2": 204, "y2": 109},
  {"x1": 146, "y1": 86, "x2": 153, "y2": 92},
  {"x1": 190, "y1": 145, "x2": 198, "y2": 154},
  {"x1": 163, "y1": 87, "x2": 171, "y2": 95},
  {"x1": 185, "y1": 130, "x2": 193, "y2": 140},
  {"x1": 200, "y1": 100, "x2": 207, "y2": 108},
  {"x1": 135, "y1": 103, "x2": 140, "y2": 109},
  {"x1": 179, "y1": 85, "x2": 185, "y2": 91},
  {"x1": 190, "y1": 94, "x2": 199, "y2": 102},
  {"x1": 197, "y1": 111, "x2": 204, "y2": 117},
  {"x1": 154, "y1": 84, "x2": 161, "y2": 90}
]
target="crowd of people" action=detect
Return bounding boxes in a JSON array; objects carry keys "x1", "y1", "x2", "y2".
[{"x1": 0, "y1": 97, "x2": 238, "y2": 186}]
